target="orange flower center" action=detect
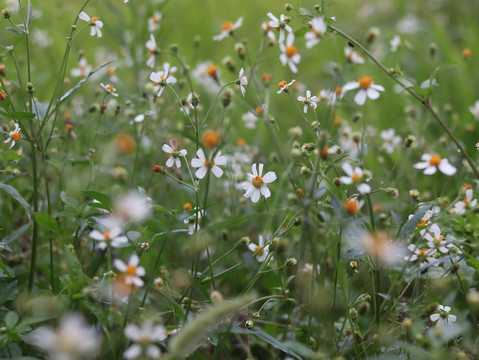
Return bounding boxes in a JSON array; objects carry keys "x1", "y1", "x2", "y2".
[
  {"x1": 321, "y1": 146, "x2": 329, "y2": 159},
  {"x1": 418, "y1": 249, "x2": 427, "y2": 256},
  {"x1": 344, "y1": 198, "x2": 359, "y2": 214},
  {"x1": 0, "y1": 90, "x2": 6, "y2": 101},
  {"x1": 359, "y1": 76, "x2": 372, "y2": 89},
  {"x1": 206, "y1": 64, "x2": 218, "y2": 77},
  {"x1": 463, "y1": 48, "x2": 472, "y2": 58},
  {"x1": 107, "y1": 68, "x2": 115, "y2": 76},
  {"x1": 103, "y1": 231, "x2": 111, "y2": 240},
  {"x1": 252, "y1": 176, "x2": 264, "y2": 188},
  {"x1": 255, "y1": 107, "x2": 264, "y2": 115},
  {"x1": 91, "y1": 16, "x2": 99, "y2": 23},
  {"x1": 106, "y1": 85, "x2": 115, "y2": 92},
  {"x1": 417, "y1": 219, "x2": 427, "y2": 227},
  {"x1": 222, "y1": 21, "x2": 234, "y2": 31},
  {"x1": 66, "y1": 124, "x2": 74, "y2": 132},
  {"x1": 429, "y1": 154, "x2": 442, "y2": 166},
  {"x1": 237, "y1": 139, "x2": 246, "y2": 146},
  {"x1": 278, "y1": 80, "x2": 288, "y2": 90},
  {"x1": 153, "y1": 16, "x2": 160, "y2": 24},
  {"x1": 204, "y1": 158, "x2": 215, "y2": 169},
  {"x1": 352, "y1": 173, "x2": 361, "y2": 182},
  {"x1": 202, "y1": 130, "x2": 220, "y2": 148},
  {"x1": 126, "y1": 264, "x2": 137, "y2": 276},
  {"x1": 254, "y1": 246, "x2": 264, "y2": 257},
  {"x1": 183, "y1": 202, "x2": 192, "y2": 211},
  {"x1": 335, "y1": 87, "x2": 343, "y2": 96},
  {"x1": 286, "y1": 45, "x2": 297, "y2": 58},
  {"x1": 11, "y1": 132, "x2": 20, "y2": 142}
]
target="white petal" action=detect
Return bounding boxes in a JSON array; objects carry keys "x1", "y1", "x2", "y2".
[
  {"x1": 196, "y1": 148, "x2": 206, "y2": 161},
  {"x1": 357, "y1": 183, "x2": 371, "y2": 194},
  {"x1": 165, "y1": 157, "x2": 175, "y2": 167},
  {"x1": 342, "y1": 82, "x2": 360, "y2": 92},
  {"x1": 262, "y1": 171, "x2": 276, "y2": 183},
  {"x1": 191, "y1": 158, "x2": 203, "y2": 168},
  {"x1": 162, "y1": 144, "x2": 173, "y2": 153},
  {"x1": 438, "y1": 160, "x2": 456, "y2": 176},
  {"x1": 195, "y1": 166, "x2": 207, "y2": 179},
  {"x1": 260, "y1": 185, "x2": 271, "y2": 198},
  {"x1": 211, "y1": 166, "x2": 223, "y2": 178},
  {"x1": 129, "y1": 254, "x2": 139, "y2": 266},
  {"x1": 258, "y1": 163, "x2": 264, "y2": 177},
  {"x1": 243, "y1": 185, "x2": 256, "y2": 199},
  {"x1": 354, "y1": 90, "x2": 367, "y2": 105},
  {"x1": 423, "y1": 166, "x2": 437, "y2": 175},
  {"x1": 251, "y1": 189, "x2": 261, "y2": 203},
  {"x1": 114, "y1": 259, "x2": 126, "y2": 272},
  {"x1": 89, "y1": 230, "x2": 105, "y2": 241},
  {"x1": 366, "y1": 88, "x2": 380, "y2": 100},
  {"x1": 430, "y1": 314, "x2": 440, "y2": 322},
  {"x1": 342, "y1": 162, "x2": 354, "y2": 176},
  {"x1": 78, "y1": 12, "x2": 90, "y2": 21}
]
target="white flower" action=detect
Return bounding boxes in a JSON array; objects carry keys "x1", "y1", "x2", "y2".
[
  {"x1": 180, "y1": 92, "x2": 198, "y2": 116},
  {"x1": 191, "y1": 62, "x2": 221, "y2": 94},
  {"x1": 184, "y1": 207, "x2": 204, "y2": 235},
  {"x1": 100, "y1": 83, "x2": 118, "y2": 97},
  {"x1": 266, "y1": 12, "x2": 292, "y2": 43},
  {"x1": 260, "y1": 21, "x2": 276, "y2": 43},
  {"x1": 4, "y1": 123, "x2": 21, "y2": 149},
  {"x1": 242, "y1": 112, "x2": 258, "y2": 129},
  {"x1": 89, "y1": 227, "x2": 128, "y2": 250},
  {"x1": 105, "y1": 191, "x2": 152, "y2": 228},
  {"x1": 243, "y1": 163, "x2": 277, "y2": 203},
  {"x1": 342, "y1": 76, "x2": 385, "y2": 105},
  {"x1": 297, "y1": 90, "x2": 319, "y2": 113},
  {"x1": 191, "y1": 148, "x2": 227, "y2": 179},
  {"x1": 247, "y1": 235, "x2": 270, "y2": 262},
  {"x1": 362, "y1": 232, "x2": 406, "y2": 265},
  {"x1": 390, "y1": 35, "x2": 401, "y2": 52},
  {"x1": 344, "y1": 47, "x2": 365, "y2": 64},
  {"x1": 279, "y1": 33, "x2": 301, "y2": 73},
  {"x1": 71, "y1": 58, "x2": 91, "y2": 78},
  {"x1": 469, "y1": 100, "x2": 479, "y2": 120},
  {"x1": 339, "y1": 162, "x2": 371, "y2": 194},
  {"x1": 405, "y1": 244, "x2": 436, "y2": 263},
  {"x1": 277, "y1": 79, "x2": 295, "y2": 94},
  {"x1": 162, "y1": 139, "x2": 187, "y2": 168},
  {"x1": 454, "y1": 189, "x2": 477, "y2": 214},
  {"x1": 133, "y1": 111, "x2": 153, "y2": 123},
  {"x1": 145, "y1": 34, "x2": 158, "y2": 68},
  {"x1": 430, "y1": 305, "x2": 457, "y2": 327},
  {"x1": 78, "y1": 12, "x2": 103, "y2": 38},
  {"x1": 304, "y1": 17, "x2": 327, "y2": 49},
  {"x1": 213, "y1": 17, "x2": 243, "y2": 41},
  {"x1": 408, "y1": 206, "x2": 440, "y2": 228},
  {"x1": 413, "y1": 153, "x2": 456, "y2": 176},
  {"x1": 124, "y1": 321, "x2": 167, "y2": 359},
  {"x1": 237, "y1": 68, "x2": 247, "y2": 96},
  {"x1": 29, "y1": 314, "x2": 101, "y2": 359},
  {"x1": 380, "y1": 128, "x2": 401, "y2": 154},
  {"x1": 147, "y1": 11, "x2": 162, "y2": 32},
  {"x1": 150, "y1": 62, "x2": 177, "y2": 98},
  {"x1": 114, "y1": 254, "x2": 146, "y2": 287},
  {"x1": 422, "y1": 224, "x2": 453, "y2": 254}
]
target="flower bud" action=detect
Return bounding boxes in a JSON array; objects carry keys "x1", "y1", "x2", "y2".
[
  {"x1": 2, "y1": 9, "x2": 11, "y2": 19},
  {"x1": 404, "y1": 135, "x2": 416, "y2": 148},
  {"x1": 286, "y1": 257, "x2": 297, "y2": 267},
  {"x1": 222, "y1": 88, "x2": 234, "y2": 107},
  {"x1": 27, "y1": 82, "x2": 35, "y2": 94},
  {"x1": 222, "y1": 56, "x2": 236, "y2": 73},
  {"x1": 235, "y1": 43, "x2": 246, "y2": 60},
  {"x1": 386, "y1": 187, "x2": 399, "y2": 198}
]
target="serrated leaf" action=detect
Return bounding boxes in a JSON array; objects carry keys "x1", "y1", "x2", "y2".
[
  {"x1": 397, "y1": 205, "x2": 431, "y2": 240},
  {"x1": 0, "y1": 183, "x2": 31, "y2": 221},
  {"x1": 34, "y1": 213, "x2": 61, "y2": 234},
  {"x1": 0, "y1": 280, "x2": 18, "y2": 305}
]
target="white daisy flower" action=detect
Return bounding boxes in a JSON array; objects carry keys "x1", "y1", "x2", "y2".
[
  {"x1": 100, "y1": 83, "x2": 118, "y2": 97},
  {"x1": 78, "y1": 11, "x2": 103, "y2": 38},
  {"x1": 405, "y1": 244, "x2": 436, "y2": 263},
  {"x1": 342, "y1": 76, "x2": 385, "y2": 105},
  {"x1": 339, "y1": 162, "x2": 371, "y2": 194},
  {"x1": 213, "y1": 17, "x2": 243, "y2": 41},
  {"x1": 191, "y1": 148, "x2": 227, "y2": 179},
  {"x1": 469, "y1": 100, "x2": 479, "y2": 120},
  {"x1": 150, "y1": 62, "x2": 177, "y2": 98},
  {"x1": 260, "y1": 21, "x2": 276, "y2": 43},
  {"x1": 71, "y1": 58, "x2": 91, "y2": 78},
  {"x1": 242, "y1": 111, "x2": 258, "y2": 129},
  {"x1": 454, "y1": 188, "x2": 477, "y2": 214},
  {"x1": 162, "y1": 139, "x2": 187, "y2": 168},
  {"x1": 114, "y1": 254, "x2": 146, "y2": 288},
  {"x1": 430, "y1": 305, "x2": 457, "y2": 327},
  {"x1": 145, "y1": 34, "x2": 158, "y2": 68},
  {"x1": 277, "y1": 79, "x2": 296, "y2": 94},
  {"x1": 147, "y1": 11, "x2": 162, "y2": 33},
  {"x1": 344, "y1": 47, "x2": 365, "y2": 64},
  {"x1": 422, "y1": 224, "x2": 453, "y2": 254},
  {"x1": 304, "y1": 17, "x2": 327, "y2": 49},
  {"x1": 297, "y1": 90, "x2": 319, "y2": 113},
  {"x1": 279, "y1": 33, "x2": 301, "y2": 73},
  {"x1": 247, "y1": 235, "x2": 270, "y2": 262},
  {"x1": 89, "y1": 227, "x2": 128, "y2": 250},
  {"x1": 4, "y1": 123, "x2": 21, "y2": 149},
  {"x1": 266, "y1": 12, "x2": 292, "y2": 43},
  {"x1": 413, "y1": 153, "x2": 456, "y2": 176},
  {"x1": 124, "y1": 321, "x2": 167, "y2": 359},
  {"x1": 237, "y1": 68, "x2": 247, "y2": 96},
  {"x1": 380, "y1": 128, "x2": 401, "y2": 154},
  {"x1": 243, "y1": 163, "x2": 277, "y2": 203}
]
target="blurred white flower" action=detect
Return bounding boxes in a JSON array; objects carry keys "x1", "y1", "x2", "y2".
[
  {"x1": 248, "y1": 235, "x2": 270, "y2": 262},
  {"x1": 71, "y1": 58, "x2": 91, "y2": 78},
  {"x1": 430, "y1": 305, "x2": 457, "y2": 327},
  {"x1": 242, "y1": 111, "x2": 258, "y2": 129},
  {"x1": 145, "y1": 34, "x2": 158, "y2": 68},
  {"x1": 89, "y1": 227, "x2": 128, "y2": 250},
  {"x1": 277, "y1": 79, "x2": 295, "y2": 94},
  {"x1": 100, "y1": 83, "x2": 118, "y2": 97},
  {"x1": 279, "y1": 33, "x2": 301, "y2": 73},
  {"x1": 237, "y1": 68, "x2": 248, "y2": 96},
  {"x1": 4, "y1": 123, "x2": 21, "y2": 149},
  {"x1": 422, "y1": 224, "x2": 453, "y2": 254},
  {"x1": 114, "y1": 254, "x2": 146, "y2": 287},
  {"x1": 213, "y1": 17, "x2": 243, "y2": 41},
  {"x1": 124, "y1": 321, "x2": 167, "y2": 359},
  {"x1": 454, "y1": 189, "x2": 477, "y2": 214},
  {"x1": 79, "y1": 12, "x2": 103, "y2": 38},
  {"x1": 150, "y1": 62, "x2": 177, "y2": 98},
  {"x1": 148, "y1": 11, "x2": 162, "y2": 32},
  {"x1": 339, "y1": 162, "x2": 371, "y2": 194},
  {"x1": 380, "y1": 128, "x2": 401, "y2": 154},
  {"x1": 362, "y1": 232, "x2": 406, "y2": 265},
  {"x1": 344, "y1": 47, "x2": 365, "y2": 64},
  {"x1": 390, "y1": 35, "x2": 401, "y2": 52},
  {"x1": 469, "y1": 100, "x2": 479, "y2": 120},
  {"x1": 413, "y1": 153, "x2": 456, "y2": 176},
  {"x1": 267, "y1": 12, "x2": 292, "y2": 43},
  {"x1": 305, "y1": 17, "x2": 327, "y2": 49}
]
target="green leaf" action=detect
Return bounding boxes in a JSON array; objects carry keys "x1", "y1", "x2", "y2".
[
  {"x1": 3, "y1": 149, "x2": 23, "y2": 161},
  {"x1": 397, "y1": 205, "x2": 431, "y2": 240},
  {"x1": 158, "y1": 290, "x2": 185, "y2": 319},
  {"x1": 0, "y1": 280, "x2": 18, "y2": 306},
  {"x1": 0, "y1": 257, "x2": 11, "y2": 277},
  {"x1": 0, "y1": 183, "x2": 31, "y2": 220},
  {"x1": 5, "y1": 311, "x2": 19, "y2": 329},
  {"x1": 0, "y1": 223, "x2": 29, "y2": 252},
  {"x1": 82, "y1": 190, "x2": 112, "y2": 211},
  {"x1": 60, "y1": 191, "x2": 78, "y2": 209},
  {"x1": 6, "y1": 111, "x2": 36, "y2": 121},
  {"x1": 34, "y1": 213, "x2": 61, "y2": 234},
  {"x1": 63, "y1": 246, "x2": 86, "y2": 294}
]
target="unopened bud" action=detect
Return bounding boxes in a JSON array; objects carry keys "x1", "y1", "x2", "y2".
[
  {"x1": 2, "y1": 9, "x2": 11, "y2": 19},
  {"x1": 222, "y1": 88, "x2": 234, "y2": 107},
  {"x1": 404, "y1": 135, "x2": 416, "y2": 148},
  {"x1": 235, "y1": 43, "x2": 246, "y2": 60},
  {"x1": 27, "y1": 82, "x2": 35, "y2": 94},
  {"x1": 386, "y1": 187, "x2": 399, "y2": 198},
  {"x1": 286, "y1": 257, "x2": 297, "y2": 267}
]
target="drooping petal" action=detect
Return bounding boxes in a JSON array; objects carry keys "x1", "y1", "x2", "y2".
[
  {"x1": 251, "y1": 189, "x2": 261, "y2": 203},
  {"x1": 260, "y1": 185, "x2": 271, "y2": 198}
]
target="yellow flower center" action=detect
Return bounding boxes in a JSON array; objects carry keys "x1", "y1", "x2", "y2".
[
  {"x1": 204, "y1": 158, "x2": 215, "y2": 169},
  {"x1": 344, "y1": 198, "x2": 359, "y2": 214},
  {"x1": 252, "y1": 176, "x2": 264, "y2": 188},
  {"x1": 417, "y1": 219, "x2": 427, "y2": 227},
  {"x1": 91, "y1": 16, "x2": 99, "y2": 23},
  {"x1": 126, "y1": 264, "x2": 137, "y2": 276},
  {"x1": 359, "y1": 76, "x2": 372, "y2": 89},
  {"x1": 11, "y1": 132, "x2": 20, "y2": 142},
  {"x1": 321, "y1": 146, "x2": 329, "y2": 159},
  {"x1": 429, "y1": 154, "x2": 442, "y2": 166},
  {"x1": 102, "y1": 231, "x2": 111, "y2": 241},
  {"x1": 254, "y1": 246, "x2": 264, "y2": 257},
  {"x1": 106, "y1": 85, "x2": 115, "y2": 92},
  {"x1": 222, "y1": 21, "x2": 234, "y2": 31},
  {"x1": 286, "y1": 45, "x2": 297, "y2": 58},
  {"x1": 418, "y1": 249, "x2": 427, "y2": 256},
  {"x1": 207, "y1": 64, "x2": 218, "y2": 77},
  {"x1": 0, "y1": 90, "x2": 7, "y2": 101},
  {"x1": 335, "y1": 87, "x2": 343, "y2": 96},
  {"x1": 278, "y1": 80, "x2": 288, "y2": 90},
  {"x1": 153, "y1": 16, "x2": 160, "y2": 24},
  {"x1": 352, "y1": 173, "x2": 361, "y2": 182}
]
